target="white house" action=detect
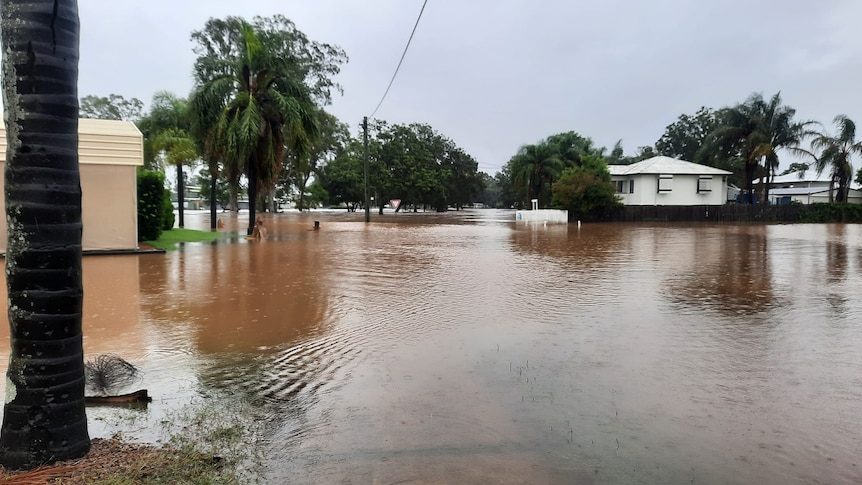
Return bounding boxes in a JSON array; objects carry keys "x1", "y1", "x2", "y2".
[
  {"x1": 608, "y1": 156, "x2": 732, "y2": 206},
  {"x1": 757, "y1": 171, "x2": 862, "y2": 204}
]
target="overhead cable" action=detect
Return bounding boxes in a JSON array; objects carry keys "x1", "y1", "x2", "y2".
[{"x1": 369, "y1": 0, "x2": 429, "y2": 119}]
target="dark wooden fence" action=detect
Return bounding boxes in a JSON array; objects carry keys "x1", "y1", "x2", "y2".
[{"x1": 608, "y1": 204, "x2": 801, "y2": 223}]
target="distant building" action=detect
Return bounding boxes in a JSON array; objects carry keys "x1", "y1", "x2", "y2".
[
  {"x1": 0, "y1": 118, "x2": 144, "y2": 253},
  {"x1": 608, "y1": 156, "x2": 731, "y2": 206},
  {"x1": 757, "y1": 171, "x2": 862, "y2": 204}
]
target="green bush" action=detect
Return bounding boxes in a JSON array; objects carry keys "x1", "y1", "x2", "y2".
[
  {"x1": 799, "y1": 202, "x2": 862, "y2": 222},
  {"x1": 162, "y1": 188, "x2": 176, "y2": 230},
  {"x1": 551, "y1": 163, "x2": 623, "y2": 222},
  {"x1": 137, "y1": 170, "x2": 167, "y2": 241}
]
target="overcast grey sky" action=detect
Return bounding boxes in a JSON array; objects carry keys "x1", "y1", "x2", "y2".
[{"x1": 71, "y1": 1, "x2": 862, "y2": 174}]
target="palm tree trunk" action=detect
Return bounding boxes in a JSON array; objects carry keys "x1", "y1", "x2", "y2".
[
  {"x1": 209, "y1": 162, "x2": 218, "y2": 229},
  {"x1": 229, "y1": 182, "x2": 239, "y2": 212},
  {"x1": 247, "y1": 158, "x2": 258, "y2": 235},
  {"x1": 0, "y1": 0, "x2": 90, "y2": 469},
  {"x1": 177, "y1": 162, "x2": 185, "y2": 228}
]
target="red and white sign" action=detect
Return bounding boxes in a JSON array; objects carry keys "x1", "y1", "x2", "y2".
[{"x1": 389, "y1": 199, "x2": 402, "y2": 210}]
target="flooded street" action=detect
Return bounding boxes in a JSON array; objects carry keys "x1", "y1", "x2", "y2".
[{"x1": 2, "y1": 210, "x2": 861, "y2": 484}]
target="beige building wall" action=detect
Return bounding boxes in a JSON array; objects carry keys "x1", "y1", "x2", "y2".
[{"x1": 0, "y1": 118, "x2": 143, "y2": 252}]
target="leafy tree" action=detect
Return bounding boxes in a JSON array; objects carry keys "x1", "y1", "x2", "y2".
[
  {"x1": 196, "y1": 167, "x2": 231, "y2": 210},
  {"x1": 546, "y1": 131, "x2": 604, "y2": 167},
  {"x1": 317, "y1": 138, "x2": 365, "y2": 211},
  {"x1": 303, "y1": 180, "x2": 329, "y2": 209},
  {"x1": 0, "y1": 0, "x2": 90, "y2": 469},
  {"x1": 365, "y1": 121, "x2": 479, "y2": 212},
  {"x1": 551, "y1": 155, "x2": 622, "y2": 221},
  {"x1": 495, "y1": 168, "x2": 515, "y2": 208},
  {"x1": 441, "y1": 147, "x2": 482, "y2": 209},
  {"x1": 289, "y1": 110, "x2": 349, "y2": 211},
  {"x1": 655, "y1": 107, "x2": 718, "y2": 163},
  {"x1": 80, "y1": 93, "x2": 143, "y2": 121}
]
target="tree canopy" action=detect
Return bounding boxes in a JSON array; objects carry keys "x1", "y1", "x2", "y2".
[{"x1": 80, "y1": 93, "x2": 143, "y2": 121}]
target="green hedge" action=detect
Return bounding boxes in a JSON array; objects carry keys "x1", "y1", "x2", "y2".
[
  {"x1": 137, "y1": 170, "x2": 167, "y2": 241},
  {"x1": 799, "y1": 203, "x2": 862, "y2": 223}
]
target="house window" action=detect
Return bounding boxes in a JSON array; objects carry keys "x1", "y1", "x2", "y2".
[
  {"x1": 629, "y1": 180, "x2": 634, "y2": 194},
  {"x1": 614, "y1": 180, "x2": 626, "y2": 193},
  {"x1": 697, "y1": 176, "x2": 712, "y2": 193},
  {"x1": 658, "y1": 174, "x2": 673, "y2": 192}
]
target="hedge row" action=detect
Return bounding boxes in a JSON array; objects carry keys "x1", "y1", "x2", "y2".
[{"x1": 137, "y1": 170, "x2": 175, "y2": 241}]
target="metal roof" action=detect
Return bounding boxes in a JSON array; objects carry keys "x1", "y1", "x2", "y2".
[
  {"x1": 0, "y1": 118, "x2": 143, "y2": 166},
  {"x1": 608, "y1": 156, "x2": 732, "y2": 176}
]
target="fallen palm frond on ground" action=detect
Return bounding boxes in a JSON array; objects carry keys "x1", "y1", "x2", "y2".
[{"x1": 85, "y1": 354, "x2": 141, "y2": 396}]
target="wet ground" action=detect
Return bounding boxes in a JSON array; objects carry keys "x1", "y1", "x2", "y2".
[{"x1": 1, "y1": 210, "x2": 861, "y2": 484}]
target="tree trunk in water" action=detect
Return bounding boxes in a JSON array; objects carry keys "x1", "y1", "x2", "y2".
[
  {"x1": 0, "y1": 0, "x2": 91, "y2": 470},
  {"x1": 209, "y1": 164, "x2": 217, "y2": 229},
  {"x1": 176, "y1": 162, "x2": 184, "y2": 228},
  {"x1": 228, "y1": 172, "x2": 239, "y2": 212},
  {"x1": 743, "y1": 161, "x2": 755, "y2": 204},
  {"x1": 247, "y1": 159, "x2": 257, "y2": 235},
  {"x1": 268, "y1": 187, "x2": 276, "y2": 213}
]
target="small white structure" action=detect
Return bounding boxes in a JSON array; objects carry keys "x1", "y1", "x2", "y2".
[
  {"x1": 608, "y1": 156, "x2": 731, "y2": 206},
  {"x1": 516, "y1": 199, "x2": 568, "y2": 223}
]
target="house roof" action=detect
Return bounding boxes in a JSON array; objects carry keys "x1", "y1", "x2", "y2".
[
  {"x1": 756, "y1": 170, "x2": 834, "y2": 185},
  {"x1": 758, "y1": 170, "x2": 861, "y2": 190},
  {"x1": 608, "y1": 156, "x2": 732, "y2": 176},
  {"x1": 770, "y1": 187, "x2": 862, "y2": 196},
  {"x1": 0, "y1": 118, "x2": 143, "y2": 167}
]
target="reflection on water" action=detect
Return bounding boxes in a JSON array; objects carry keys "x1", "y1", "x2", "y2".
[{"x1": 1, "y1": 212, "x2": 861, "y2": 484}]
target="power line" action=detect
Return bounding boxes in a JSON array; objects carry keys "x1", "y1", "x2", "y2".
[{"x1": 369, "y1": 0, "x2": 429, "y2": 119}]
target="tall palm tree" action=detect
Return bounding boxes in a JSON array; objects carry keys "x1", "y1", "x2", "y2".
[
  {"x1": 1, "y1": 0, "x2": 90, "y2": 469},
  {"x1": 137, "y1": 92, "x2": 198, "y2": 228},
  {"x1": 808, "y1": 115, "x2": 862, "y2": 203},
  {"x1": 192, "y1": 22, "x2": 317, "y2": 235},
  {"x1": 509, "y1": 140, "x2": 564, "y2": 209},
  {"x1": 152, "y1": 128, "x2": 198, "y2": 228},
  {"x1": 708, "y1": 93, "x2": 813, "y2": 203}
]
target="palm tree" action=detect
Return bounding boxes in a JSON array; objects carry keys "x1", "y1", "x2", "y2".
[
  {"x1": 0, "y1": 0, "x2": 90, "y2": 469},
  {"x1": 192, "y1": 22, "x2": 317, "y2": 235},
  {"x1": 807, "y1": 115, "x2": 862, "y2": 203},
  {"x1": 152, "y1": 128, "x2": 198, "y2": 228},
  {"x1": 509, "y1": 140, "x2": 564, "y2": 209},
  {"x1": 707, "y1": 93, "x2": 813, "y2": 203},
  {"x1": 137, "y1": 92, "x2": 198, "y2": 228}
]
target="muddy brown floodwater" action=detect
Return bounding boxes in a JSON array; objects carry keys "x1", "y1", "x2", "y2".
[{"x1": 1, "y1": 210, "x2": 861, "y2": 484}]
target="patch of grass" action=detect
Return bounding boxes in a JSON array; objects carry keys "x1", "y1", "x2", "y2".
[
  {"x1": 144, "y1": 228, "x2": 221, "y2": 251},
  {"x1": 0, "y1": 396, "x2": 269, "y2": 484}
]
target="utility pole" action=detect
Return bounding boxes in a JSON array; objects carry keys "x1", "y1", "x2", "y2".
[{"x1": 363, "y1": 116, "x2": 370, "y2": 223}]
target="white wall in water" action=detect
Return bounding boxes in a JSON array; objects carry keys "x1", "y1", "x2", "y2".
[{"x1": 515, "y1": 209, "x2": 569, "y2": 223}]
